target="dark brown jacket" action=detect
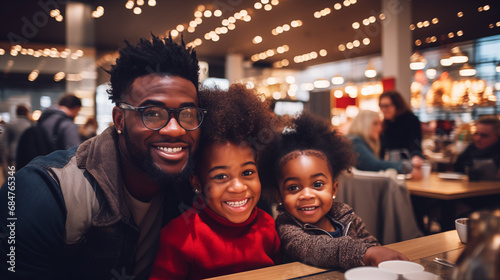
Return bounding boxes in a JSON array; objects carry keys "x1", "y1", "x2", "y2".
[{"x1": 276, "y1": 201, "x2": 379, "y2": 270}]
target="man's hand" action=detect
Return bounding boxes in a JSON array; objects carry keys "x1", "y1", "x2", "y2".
[{"x1": 363, "y1": 246, "x2": 409, "y2": 267}]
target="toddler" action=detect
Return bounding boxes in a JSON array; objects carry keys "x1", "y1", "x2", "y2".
[{"x1": 259, "y1": 112, "x2": 407, "y2": 270}]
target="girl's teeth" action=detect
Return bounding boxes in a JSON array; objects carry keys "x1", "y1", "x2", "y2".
[
  {"x1": 225, "y1": 199, "x2": 249, "y2": 207},
  {"x1": 301, "y1": 207, "x2": 316, "y2": 211},
  {"x1": 157, "y1": 147, "x2": 182, "y2": 153}
]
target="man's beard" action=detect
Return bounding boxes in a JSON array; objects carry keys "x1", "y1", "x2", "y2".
[{"x1": 123, "y1": 127, "x2": 195, "y2": 187}]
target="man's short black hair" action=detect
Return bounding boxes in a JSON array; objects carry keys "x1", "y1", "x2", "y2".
[
  {"x1": 58, "y1": 94, "x2": 82, "y2": 109},
  {"x1": 106, "y1": 34, "x2": 199, "y2": 104}
]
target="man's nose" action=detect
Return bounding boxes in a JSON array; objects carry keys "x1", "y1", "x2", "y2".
[{"x1": 159, "y1": 117, "x2": 186, "y2": 137}]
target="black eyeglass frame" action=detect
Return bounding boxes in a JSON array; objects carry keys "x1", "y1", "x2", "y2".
[{"x1": 118, "y1": 103, "x2": 208, "y2": 131}]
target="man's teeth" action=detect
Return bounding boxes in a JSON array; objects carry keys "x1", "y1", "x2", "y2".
[
  {"x1": 225, "y1": 199, "x2": 249, "y2": 207},
  {"x1": 157, "y1": 147, "x2": 182, "y2": 153},
  {"x1": 301, "y1": 207, "x2": 317, "y2": 211}
]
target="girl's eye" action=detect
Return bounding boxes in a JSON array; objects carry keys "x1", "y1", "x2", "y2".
[
  {"x1": 287, "y1": 185, "x2": 299, "y2": 191},
  {"x1": 313, "y1": 181, "x2": 325, "y2": 188},
  {"x1": 212, "y1": 174, "x2": 228, "y2": 180},
  {"x1": 242, "y1": 170, "x2": 255, "y2": 176}
]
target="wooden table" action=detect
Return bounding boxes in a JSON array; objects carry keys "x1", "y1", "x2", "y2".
[
  {"x1": 405, "y1": 173, "x2": 500, "y2": 232},
  {"x1": 206, "y1": 231, "x2": 465, "y2": 280},
  {"x1": 405, "y1": 173, "x2": 500, "y2": 200}
]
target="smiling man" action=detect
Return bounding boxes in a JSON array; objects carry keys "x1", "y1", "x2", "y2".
[
  {"x1": 454, "y1": 115, "x2": 500, "y2": 179},
  {"x1": 0, "y1": 35, "x2": 203, "y2": 280}
]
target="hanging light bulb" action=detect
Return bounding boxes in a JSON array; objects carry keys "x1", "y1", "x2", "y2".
[
  {"x1": 459, "y1": 63, "x2": 476, "y2": 77},
  {"x1": 409, "y1": 52, "x2": 427, "y2": 70},
  {"x1": 365, "y1": 63, "x2": 377, "y2": 78},
  {"x1": 450, "y1": 47, "x2": 468, "y2": 63},
  {"x1": 440, "y1": 53, "x2": 453, "y2": 66}
]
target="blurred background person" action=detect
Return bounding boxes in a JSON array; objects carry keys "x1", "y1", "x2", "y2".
[
  {"x1": 1, "y1": 104, "x2": 33, "y2": 178},
  {"x1": 379, "y1": 91, "x2": 423, "y2": 177},
  {"x1": 347, "y1": 110, "x2": 413, "y2": 174},
  {"x1": 453, "y1": 115, "x2": 500, "y2": 179},
  {"x1": 38, "y1": 94, "x2": 82, "y2": 150},
  {"x1": 79, "y1": 117, "x2": 98, "y2": 142}
]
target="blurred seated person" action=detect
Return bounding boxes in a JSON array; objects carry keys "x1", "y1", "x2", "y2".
[
  {"x1": 453, "y1": 116, "x2": 500, "y2": 179},
  {"x1": 379, "y1": 91, "x2": 424, "y2": 165},
  {"x1": 347, "y1": 110, "x2": 413, "y2": 174}
]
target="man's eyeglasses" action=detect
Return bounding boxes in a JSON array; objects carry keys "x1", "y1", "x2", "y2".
[{"x1": 118, "y1": 103, "x2": 208, "y2": 131}]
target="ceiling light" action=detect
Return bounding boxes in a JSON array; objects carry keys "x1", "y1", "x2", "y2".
[
  {"x1": 409, "y1": 52, "x2": 427, "y2": 70},
  {"x1": 334, "y1": 90, "x2": 343, "y2": 98},
  {"x1": 314, "y1": 79, "x2": 330, "y2": 89},
  {"x1": 214, "y1": 10, "x2": 222, "y2": 17},
  {"x1": 440, "y1": 53, "x2": 453, "y2": 66},
  {"x1": 331, "y1": 75, "x2": 344, "y2": 85},
  {"x1": 425, "y1": 68, "x2": 437, "y2": 79},
  {"x1": 364, "y1": 64, "x2": 377, "y2": 78},
  {"x1": 252, "y1": 36, "x2": 262, "y2": 44},
  {"x1": 125, "y1": 0, "x2": 134, "y2": 9},
  {"x1": 301, "y1": 83, "x2": 314, "y2": 91},
  {"x1": 204, "y1": 10, "x2": 212, "y2": 17},
  {"x1": 450, "y1": 47, "x2": 468, "y2": 63},
  {"x1": 254, "y1": 2, "x2": 262, "y2": 9},
  {"x1": 133, "y1": 7, "x2": 142, "y2": 14},
  {"x1": 459, "y1": 63, "x2": 476, "y2": 77}
]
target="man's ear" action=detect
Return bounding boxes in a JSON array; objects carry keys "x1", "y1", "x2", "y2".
[
  {"x1": 189, "y1": 174, "x2": 201, "y2": 193},
  {"x1": 112, "y1": 106, "x2": 124, "y2": 132}
]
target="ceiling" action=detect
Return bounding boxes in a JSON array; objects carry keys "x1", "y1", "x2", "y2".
[{"x1": 1, "y1": 0, "x2": 499, "y2": 85}]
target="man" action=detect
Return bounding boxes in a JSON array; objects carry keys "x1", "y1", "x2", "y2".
[
  {"x1": 1, "y1": 105, "x2": 33, "y2": 171},
  {"x1": 0, "y1": 35, "x2": 203, "y2": 280},
  {"x1": 454, "y1": 115, "x2": 500, "y2": 179},
  {"x1": 15, "y1": 95, "x2": 82, "y2": 170},
  {"x1": 39, "y1": 94, "x2": 82, "y2": 150}
]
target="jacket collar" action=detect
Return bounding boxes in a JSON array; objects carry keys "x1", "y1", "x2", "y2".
[{"x1": 76, "y1": 126, "x2": 127, "y2": 226}]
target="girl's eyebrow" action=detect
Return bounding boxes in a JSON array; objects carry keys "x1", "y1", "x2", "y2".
[
  {"x1": 241, "y1": 161, "x2": 256, "y2": 167},
  {"x1": 282, "y1": 173, "x2": 327, "y2": 185},
  {"x1": 310, "y1": 173, "x2": 327, "y2": 179},
  {"x1": 208, "y1": 162, "x2": 256, "y2": 174},
  {"x1": 208, "y1": 166, "x2": 228, "y2": 174}
]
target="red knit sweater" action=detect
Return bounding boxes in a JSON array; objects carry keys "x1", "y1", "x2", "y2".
[{"x1": 149, "y1": 198, "x2": 281, "y2": 280}]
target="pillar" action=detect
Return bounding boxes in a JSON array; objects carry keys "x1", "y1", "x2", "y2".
[
  {"x1": 225, "y1": 53, "x2": 244, "y2": 83},
  {"x1": 382, "y1": 0, "x2": 412, "y2": 104}
]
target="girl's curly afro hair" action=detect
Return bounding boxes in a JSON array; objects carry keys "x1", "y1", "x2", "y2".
[
  {"x1": 258, "y1": 112, "x2": 355, "y2": 202},
  {"x1": 195, "y1": 84, "x2": 279, "y2": 163}
]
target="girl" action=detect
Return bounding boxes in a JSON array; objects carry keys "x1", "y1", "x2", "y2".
[
  {"x1": 259, "y1": 112, "x2": 407, "y2": 270},
  {"x1": 149, "y1": 84, "x2": 280, "y2": 280}
]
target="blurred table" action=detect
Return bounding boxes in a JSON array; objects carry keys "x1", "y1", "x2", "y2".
[
  {"x1": 405, "y1": 173, "x2": 500, "y2": 200},
  {"x1": 406, "y1": 173, "x2": 500, "y2": 232},
  {"x1": 206, "y1": 230, "x2": 465, "y2": 280}
]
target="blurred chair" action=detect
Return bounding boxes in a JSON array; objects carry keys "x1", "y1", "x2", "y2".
[{"x1": 336, "y1": 169, "x2": 423, "y2": 245}]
